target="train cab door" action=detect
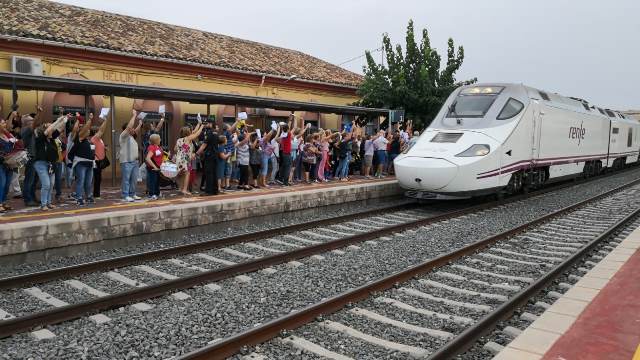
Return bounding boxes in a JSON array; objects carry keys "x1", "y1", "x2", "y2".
[{"x1": 530, "y1": 100, "x2": 543, "y2": 162}]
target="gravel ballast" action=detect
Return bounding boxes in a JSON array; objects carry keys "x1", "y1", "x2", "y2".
[{"x1": 2, "y1": 169, "x2": 640, "y2": 359}]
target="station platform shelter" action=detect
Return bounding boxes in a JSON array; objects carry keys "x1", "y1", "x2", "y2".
[{"x1": 493, "y1": 228, "x2": 640, "y2": 360}]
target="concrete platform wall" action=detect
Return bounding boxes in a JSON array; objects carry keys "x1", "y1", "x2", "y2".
[{"x1": 0, "y1": 181, "x2": 401, "y2": 257}]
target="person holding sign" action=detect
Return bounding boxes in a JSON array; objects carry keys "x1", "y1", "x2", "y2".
[
  {"x1": 142, "y1": 113, "x2": 165, "y2": 160},
  {"x1": 119, "y1": 109, "x2": 143, "y2": 202},
  {"x1": 91, "y1": 114, "x2": 109, "y2": 199},
  {"x1": 174, "y1": 120, "x2": 203, "y2": 196}
]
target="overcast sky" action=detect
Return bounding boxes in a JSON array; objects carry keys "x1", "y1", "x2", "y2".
[{"x1": 55, "y1": 0, "x2": 640, "y2": 110}]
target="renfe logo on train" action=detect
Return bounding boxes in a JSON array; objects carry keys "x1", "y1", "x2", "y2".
[{"x1": 569, "y1": 121, "x2": 586, "y2": 145}]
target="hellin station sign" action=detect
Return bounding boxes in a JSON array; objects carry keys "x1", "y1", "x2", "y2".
[{"x1": 102, "y1": 70, "x2": 138, "y2": 84}]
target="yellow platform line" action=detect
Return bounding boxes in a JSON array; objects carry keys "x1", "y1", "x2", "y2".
[
  {"x1": 0, "y1": 179, "x2": 381, "y2": 222},
  {"x1": 633, "y1": 344, "x2": 640, "y2": 360}
]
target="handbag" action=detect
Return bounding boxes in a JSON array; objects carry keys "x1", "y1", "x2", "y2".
[{"x1": 98, "y1": 156, "x2": 111, "y2": 170}]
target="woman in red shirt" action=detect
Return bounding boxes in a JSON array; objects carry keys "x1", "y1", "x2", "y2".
[{"x1": 145, "y1": 134, "x2": 163, "y2": 200}]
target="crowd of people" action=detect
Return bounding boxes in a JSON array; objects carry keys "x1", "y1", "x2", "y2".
[{"x1": 0, "y1": 104, "x2": 417, "y2": 213}]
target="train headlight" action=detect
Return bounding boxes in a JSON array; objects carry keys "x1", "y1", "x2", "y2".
[{"x1": 455, "y1": 144, "x2": 490, "y2": 157}]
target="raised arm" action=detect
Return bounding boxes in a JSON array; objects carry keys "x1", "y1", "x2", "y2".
[
  {"x1": 32, "y1": 106, "x2": 44, "y2": 128},
  {"x1": 154, "y1": 116, "x2": 165, "y2": 132},
  {"x1": 78, "y1": 113, "x2": 94, "y2": 140},
  {"x1": 187, "y1": 122, "x2": 204, "y2": 142},
  {"x1": 95, "y1": 116, "x2": 108, "y2": 139},
  {"x1": 126, "y1": 109, "x2": 137, "y2": 131},
  {"x1": 238, "y1": 132, "x2": 253, "y2": 146}
]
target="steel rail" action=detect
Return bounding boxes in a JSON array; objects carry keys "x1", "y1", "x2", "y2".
[
  {"x1": 0, "y1": 173, "x2": 637, "y2": 339},
  {"x1": 176, "y1": 178, "x2": 640, "y2": 359},
  {"x1": 4, "y1": 164, "x2": 634, "y2": 290},
  {"x1": 0, "y1": 202, "x2": 422, "y2": 289},
  {"x1": 427, "y1": 204, "x2": 640, "y2": 359}
]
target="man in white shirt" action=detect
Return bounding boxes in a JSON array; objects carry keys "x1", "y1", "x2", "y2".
[
  {"x1": 373, "y1": 130, "x2": 390, "y2": 178},
  {"x1": 119, "y1": 109, "x2": 142, "y2": 202}
]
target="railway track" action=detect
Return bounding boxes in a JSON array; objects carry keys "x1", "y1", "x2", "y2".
[
  {"x1": 177, "y1": 180, "x2": 640, "y2": 359},
  {"x1": 1, "y1": 169, "x2": 640, "y2": 359},
  {"x1": 0, "y1": 203, "x2": 462, "y2": 338}
]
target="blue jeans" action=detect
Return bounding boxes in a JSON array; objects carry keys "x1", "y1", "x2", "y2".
[
  {"x1": 260, "y1": 153, "x2": 270, "y2": 176},
  {"x1": 34, "y1": 160, "x2": 54, "y2": 207},
  {"x1": 74, "y1": 162, "x2": 93, "y2": 201},
  {"x1": 337, "y1": 157, "x2": 349, "y2": 179},
  {"x1": 121, "y1": 161, "x2": 138, "y2": 198},
  {"x1": 0, "y1": 166, "x2": 12, "y2": 204},
  {"x1": 269, "y1": 156, "x2": 279, "y2": 182},
  {"x1": 146, "y1": 169, "x2": 160, "y2": 196},
  {"x1": 23, "y1": 160, "x2": 37, "y2": 204},
  {"x1": 54, "y1": 162, "x2": 63, "y2": 199}
]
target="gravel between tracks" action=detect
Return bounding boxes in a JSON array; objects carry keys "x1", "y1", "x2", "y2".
[
  {"x1": 2, "y1": 169, "x2": 640, "y2": 360},
  {"x1": 0, "y1": 197, "x2": 413, "y2": 279}
]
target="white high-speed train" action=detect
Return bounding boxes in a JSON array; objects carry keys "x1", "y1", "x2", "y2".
[{"x1": 394, "y1": 83, "x2": 640, "y2": 199}]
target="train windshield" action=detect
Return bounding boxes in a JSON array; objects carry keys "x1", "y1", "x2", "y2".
[{"x1": 446, "y1": 86, "x2": 504, "y2": 118}]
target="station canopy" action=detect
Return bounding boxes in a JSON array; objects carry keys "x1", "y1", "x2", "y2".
[{"x1": 0, "y1": 72, "x2": 389, "y2": 116}]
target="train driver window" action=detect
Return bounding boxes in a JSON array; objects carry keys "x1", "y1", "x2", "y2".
[
  {"x1": 628, "y1": 128, "x2": 633, "y2": 147},
  {"x1": 496, "y1": 98, "x2": 524, "y2": 120}
]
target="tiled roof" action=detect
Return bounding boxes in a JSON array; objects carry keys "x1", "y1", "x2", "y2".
[{"x1": 0, "y1": 0, "x2": 363, "y2": 88}]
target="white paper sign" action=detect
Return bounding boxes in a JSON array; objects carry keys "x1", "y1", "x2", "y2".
[
  {"x1": 138, "y1": 112, "x2": 147, "y2": 120},
  {"x1": 158, "y1": 105, "x2": 165, "y2": 114},
  {"x1": 99, "y1": 107, "x2": 110, "y2": 119},
  {"x1": 270, "y1": 121, "x2": 278, "y2": 131},
  {"x1": 256, "y1": 129, "x2": 262, "y2": 140},
  {"x1": 197, "y1": 113, "x2": 202, "y2": 122},
  {"x1": 238, "y1": 112, "x2": 248, "y2": 120}
]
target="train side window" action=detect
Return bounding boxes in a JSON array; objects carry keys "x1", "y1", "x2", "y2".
[
  {"x1": 581, "y1": 103, "x2": 590, "y2": 111},
  {"x1": 539, "y1": 91, "x2": 550, "y2": 101},
  {"x1": 628, "y1": 128, "x2": 633, "y2": 147},
  {"x1": 496, "y1": 98, "x2": 524, "y2": 120},
  {"x1": 612, "y1": 127, "x2": 619, "y2": 134},
  {"x1": 598, "y1": 108, "x2": 606, "y2": 115}
]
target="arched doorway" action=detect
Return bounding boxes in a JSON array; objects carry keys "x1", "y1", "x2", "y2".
[
  {"x1": 40, "y1": 73, "x2": 104, "y2": 123},
  {"x1": 132, "y1": 82, "x2": 181, "y2": 149}
]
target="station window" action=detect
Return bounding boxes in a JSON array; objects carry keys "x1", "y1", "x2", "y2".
[
  {"x1": 539, "y1": 91, "x2": 550, "y2": 101},
  {"x1": 612, "y1": 127, "x2": 619, "y2": 134},
  {"x1": 628, "y1": 128, "x2": 633, "y2": 147},
  {"x1": 497, "y1": 98, "x2": 524, "y2": 120}
]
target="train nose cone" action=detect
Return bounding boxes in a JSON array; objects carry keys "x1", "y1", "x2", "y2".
[{"x1": 394, "y1": 157, "x2": 458, "y2": 190}]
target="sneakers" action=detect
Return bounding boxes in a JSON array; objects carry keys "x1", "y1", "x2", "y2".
[
  {"x1": 76, "y1": 199, "x2": 85, "y2": 206},
  {"x1": 124, "y1": 196, "x2": 134, "y2": 202},
  {"x1": 150, "y1": 195, "x2": 158, "y2": 200},
  {"x1": 132, "y1": 195, "x2": 142, "y2": 201},
  {"x1": 87, "y1": 198, "x2": 95, "y2": 205}
]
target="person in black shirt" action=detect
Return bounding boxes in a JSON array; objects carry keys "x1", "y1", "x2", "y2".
[
  {"x1": 20, "y1": 106, "x2": 44, "y2": 206},
  {"x1": 196, "y1": 126, "x2": 219, "y2": 195},
  {"x1": 68, "y1": 115, "x2": 95, "y2": 205},
  {"x1": 33, "y1": 114, "x2": 67, "y2": 210},
  {"x1": 388, "y1": 133, "x2": 402, "y2": 175}
]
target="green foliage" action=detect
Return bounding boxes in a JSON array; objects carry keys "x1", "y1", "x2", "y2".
[{"x1": 356, "y1": 20, "x2": 476, "y2": 128}]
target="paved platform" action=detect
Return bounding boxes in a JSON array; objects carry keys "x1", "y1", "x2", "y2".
[
  {"x1": 494, "y1": 227, "x2": 640, "y2": 360},
  {"x1": 0, "y1": 177, "x2": 401, "y2": 257}
]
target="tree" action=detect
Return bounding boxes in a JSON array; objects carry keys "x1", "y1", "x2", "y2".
[{"x1": 356, "y1": 20, "x2": 476, "y2": 128}]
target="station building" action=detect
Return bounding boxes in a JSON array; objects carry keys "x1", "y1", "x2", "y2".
[{"x1": 0, "y1": 0, "x2": 365, "y2": 180}]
